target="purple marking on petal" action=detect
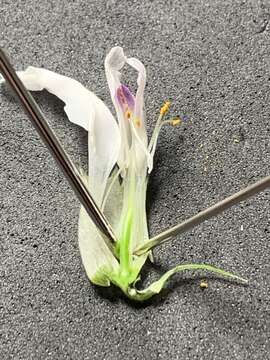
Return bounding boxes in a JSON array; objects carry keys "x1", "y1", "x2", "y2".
[
  {"x1": 121, "y1": 84, "x2": 135, "y2": 109},
  {"x1": 116, "y1": 84, "x2": 135, "y2": 110},
  {"x1": 116, "y1": 87, "x2": 126, "y2": 108}
]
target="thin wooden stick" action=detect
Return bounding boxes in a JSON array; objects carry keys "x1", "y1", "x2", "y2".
[{"x1": 135, "y1": 175, "x2": 270, "y2": 255}]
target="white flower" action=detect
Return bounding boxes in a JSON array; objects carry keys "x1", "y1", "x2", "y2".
[{"x1": 12, "y1": 47, "x2": 245, "y2": 301}]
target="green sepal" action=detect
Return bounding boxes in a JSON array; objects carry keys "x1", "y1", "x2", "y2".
[
  {"x1": 78, "y1": 207, "x2": 120, "y2": 287},
  {"x1": 126, "y1": 263, "x2": 248, "y2": 301}
]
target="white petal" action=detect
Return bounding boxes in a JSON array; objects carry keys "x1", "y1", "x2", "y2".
[
  {"x1": 104, "y1": 46, "x2": 126, "y2": 92},
  {"x1": 130, "y1": 120, "x2": 153, "y2": 173},
  {"x1": 105, "y1": 47, "x2": 152, "y2": 173},
  {"x1": 126, "y1": 57, "x2": 146, "y2": 130},
  {"x1": 126, "y1": 57, "x2": 152, "y2": 172},
  {"x1": 105, "y1": 47, "x2": 131, "y2": 169},
  {"x1": 18, "y1": 66, "x2": 120, "y2": 206}
]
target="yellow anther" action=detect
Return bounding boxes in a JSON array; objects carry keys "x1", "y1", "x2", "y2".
[
  {"x1": 160, "y1": 101, "x2": 171, "y2": 115},
  {"x1": 125, "y1": 110, "x2": 132, "y2": 120},
  {"x1": 170, "y1": 118, "x2": 182, "y2": 126},
  {"x1": 200, "y1": 280, "x2": 208, "y2": 289},
  {"x1": 135, "y1": 118, "x2": 141, "y2": 127}
]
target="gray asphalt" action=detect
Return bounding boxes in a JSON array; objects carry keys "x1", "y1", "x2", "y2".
[{"x1": 0, "y1": 1, "x2": 269, "y2": 359}]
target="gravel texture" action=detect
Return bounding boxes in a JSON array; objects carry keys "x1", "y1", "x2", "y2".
[{"x1": 0, "y1": 0, "x2": 269, "y2": 359}]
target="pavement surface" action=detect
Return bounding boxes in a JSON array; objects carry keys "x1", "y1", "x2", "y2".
[{"x1": 0, "y1": 1, "x2": 269, "y2": 359}]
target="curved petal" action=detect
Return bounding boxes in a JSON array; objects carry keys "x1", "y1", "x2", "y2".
[
  {"x1": 17, "y1": 67, "x2": 120, "y2": 206},
  {"x1": 126, "y1": 57, "x2": 151, "y2": 172},
  {"x1": 105, "y1": 47, "x2": 152, "y2": 173},
  {"x1": 105, "y1": 47, "x2": 131, "y2": 169},
  {"x1": 104, "y1": 47, "x2": 126, "y2": 95},
  {"x1": 126, "y1": 57, "x2": 147, "y2": 145}
]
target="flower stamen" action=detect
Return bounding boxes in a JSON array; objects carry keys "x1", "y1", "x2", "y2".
[
  {"x1": 135, "y1": 118, "x2": 141, "y2": 127},
  {"x1": 125, "y1": 109, "x2": 132, "y2": 120},
  {"x1": 160, "y1": 101, "x2": 171, "y2": 116},
  {"x1": 169, "y1": 118, "x2": 182, "y2": 126}
]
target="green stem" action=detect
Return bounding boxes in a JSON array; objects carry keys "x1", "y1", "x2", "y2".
[
  {"x1": 118, "y1": 168, "x2": 136, "y2": 281},
  {"x1": 119, "y1": 208, "x2": 133, "y2": 274}
]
